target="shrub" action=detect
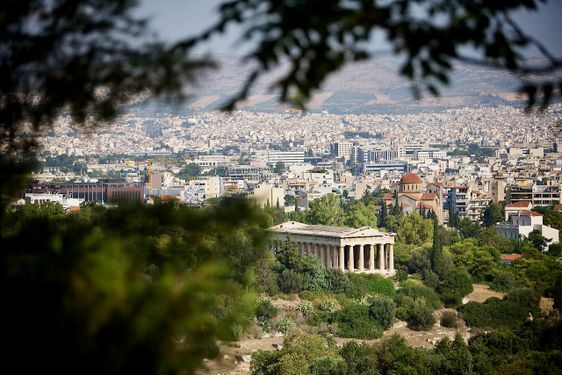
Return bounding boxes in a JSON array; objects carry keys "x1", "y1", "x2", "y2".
[
  {"x1": 423, "y1": 270, "x2": 441, "y2": 290},
  {"x1": 309, "y1": 356, "x2": 346, "y2": 375},
  {"x1": 326, "y1": 268, "x2": 351, "y2": 293},
  {"x1": 298, "y1": 300, "x2": 313, "y2": 317},
  {"x1": 340, "y1": 341, "x2": 379, "y2": 375},
  {"x1": 258, "y1": 317, "x2": 273, "y2": 333},
  {"x1": 278, "y1": 269, "x2": 303, "y2": 294},
  {"x1": 255, "y1": 251, "x2": 280, "y2": 295},
  {"x1": 335, "y1": 304, "x2": 383, "y2": 339},
  {"x1": 368, "y1": 295, "x2": 396, "y2": 330},
  {"x1": 397, "y1": 281, "x2": 442, "y2": 310},
  {"x1": 459, "y1": 298, "x2": 530, "y2": 330},
  {"x1": 395, "y1": 269, "x2": 408, "y2": 282},
  {"x1": 255, "y1": 298, "x2": 278, "y2": 321},
  {"x1": 440, "y1": 311, "x2": 458, "y2": 328},
  {"x1": 348, "y1": 273, "x2": 395, "y2": 299},
  {"x1": 300, "y1": 256, "x2": 329, "y2": 291},
  {"x1": 406, "y1": 298, "x2": 435, "y2": 331},
  {"x1": 276, "y1": 316, "x2": 295, "y2": 334},
  {"x1": 504, "y1": 288, "x2": 540, "y2": 312},
  {"x1": 439, "y1": 268, "x2": 473, "y2": 307},
  {"x1": 318, "y1": 299, "x2": 340, "y2": 313},
  {"x1": 490, "y1": 270, "x2": 524, "y2": 292}
]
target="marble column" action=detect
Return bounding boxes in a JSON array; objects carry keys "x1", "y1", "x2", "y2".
[
  {"x1": 358, "y1": 244, "x2": 365, "y2": 272},
  {"x1": 339, "y1": 245, "x2": 345, "y2": 271},
  {"x1": 348, "y1": 245, "x2": 354, "y2": 272},
  {"x1": 378, "y1": 243, "x2": 385, "y2": 270},
  {"x1": 327, "y1": 245, "x2": 334, "y2": 268},
  {"x1": 388, "y1": 243, "x2": 394, "y2": 271},
  {"x1": 321, "y1": 244, "x2": 326, "y2": 267},
  {"x1": 369, "y1": 244, "x2": 375, "y2": 271}
]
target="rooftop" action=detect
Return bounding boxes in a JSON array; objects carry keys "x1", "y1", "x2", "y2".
[
  {"x1": 400, "y1": 173, "x2": 423, "y2": 184},
  {"x1": 269, "y1": 221, "x2": 393, "y2": 239}
]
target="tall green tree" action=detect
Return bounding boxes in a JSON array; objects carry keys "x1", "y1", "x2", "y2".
[
  {"x1": 344, "y1": 200, "x2": 377, "y2": 228},
  {"x1": 306, "y1": 194, "x2": 345, "y2": 226},
  {"x1": 379, "y1": 200, "x2": 388, "y2": 229},
  {"x1": 391, "y1": 191, "x2": 400, "y2": 216},
  {"x1": 483, "y1": 202, "x2": 505, "y2": 226},
  {"x1": 431, "y1": 218, "x2": 444, "y2": 277}
]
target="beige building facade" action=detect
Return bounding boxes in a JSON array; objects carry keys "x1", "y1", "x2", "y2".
[{"x1": 269, "y1": 222, "x2": 396, "y2": 276}]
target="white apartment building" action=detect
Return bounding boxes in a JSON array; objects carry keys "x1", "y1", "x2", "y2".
[
  {"x1": 24, "y1": 193, "x2": 84, "y2": 210},
  {"x1": 331, "y1": 142, "x2": 353, "y2": 160},
  {"x1": 416, "y1": 149, "x2": 447, "y2": 160},
  {"x1": 497, "y1": 210, "x2": 559, "y2": 248},
  {"x1": 246, "y1": 182, "x2": 285, "y2": 208}
]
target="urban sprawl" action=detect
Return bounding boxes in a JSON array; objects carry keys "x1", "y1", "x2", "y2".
[{"x1": 27, "y1": 104, "x2": 562, "y2": 247}]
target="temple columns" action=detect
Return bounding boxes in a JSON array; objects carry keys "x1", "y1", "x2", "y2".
[
  {"x1": 378, "y1": 243, "x2": 385, "y2": 270},
  {"x1": 369, "y1": 244, "x2": 375, "y2": 271},
  {"x1": 388, "y1": 243, "x2": 394, "y2": 271},
  {"x1": 347, "y1": 245, "x2": 354, "y2": 272},
  {"x1": 358, "y1": 244, "x2": 365, "y2": 272},
  {"x1": 339, "y1": 245, "x2": 345, "y2": 271}
]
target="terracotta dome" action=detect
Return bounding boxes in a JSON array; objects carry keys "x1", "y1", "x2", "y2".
[{"x1": 400, "y1": 173, "x2": 423, "y2": 184}]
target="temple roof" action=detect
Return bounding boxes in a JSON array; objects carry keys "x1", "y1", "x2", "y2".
[{"x1": 269, "y1": 221, "x2": 394, "y2": 239}]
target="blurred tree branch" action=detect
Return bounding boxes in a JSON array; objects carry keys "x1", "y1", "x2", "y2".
[{"x1": 189, "y1": 0, "x2": 562, "y2": 110}]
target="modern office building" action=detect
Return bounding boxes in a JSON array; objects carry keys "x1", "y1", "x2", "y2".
[
  {"x1": 28, "y1": 179, "x2": 144, "y2": 204},
  {"x1": 267, "y1": 151, "x2": 305, "y2": 166}
]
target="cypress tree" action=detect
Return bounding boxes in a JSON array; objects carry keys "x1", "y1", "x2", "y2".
[
  {"x1": 448, "y1": 200, "x2": 456, "y2": 228},
  {"x1": 392, "y1": 191, "x2": 400, "y2": 216},
  {"x1": 379, "y1": 200, "x2": 387, "y2": 228},
  {"x1": 431, "y1": 218, "x2": 444, "y2": 277}
]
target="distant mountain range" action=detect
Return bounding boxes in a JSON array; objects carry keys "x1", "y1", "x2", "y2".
[{"x1": 183, "y1": 55, "x2": 557, "y2": 113}]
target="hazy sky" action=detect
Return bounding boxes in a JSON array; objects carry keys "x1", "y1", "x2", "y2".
[{"x1": 137, "y1": 0, "x2": 562, "y2": 58}]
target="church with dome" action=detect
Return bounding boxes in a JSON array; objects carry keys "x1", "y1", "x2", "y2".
[{"x1": 383, "y1": 173, "x2": 443, "y2": 224}]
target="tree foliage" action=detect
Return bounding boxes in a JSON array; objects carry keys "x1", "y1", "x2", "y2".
[
  {"x1": 306, "y1": 194, "x2": 345, "y2": 226},
  {"x1": 0, "y1": 0, "x2": 210, "y2": 156},
  {"x1": 194, "y1": 0, "x2": 562, "y2": 110},
  {"x1": 368, "y1": 295, "x2": 396, "y2": 330},
  {"x1": 1, "y1": 199, "x2": 269, "y2": 374}
]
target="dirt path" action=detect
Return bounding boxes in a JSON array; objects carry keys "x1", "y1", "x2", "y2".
[{"x1": 465, "y1": 284, "x2": 504, "y2": 303}]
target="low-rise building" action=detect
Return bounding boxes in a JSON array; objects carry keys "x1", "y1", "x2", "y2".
[{"x1": 496, "y1": 210, "x2": 559, "y2": 248}]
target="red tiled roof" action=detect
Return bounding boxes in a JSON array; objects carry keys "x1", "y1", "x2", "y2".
[
  {"x1": 554, "y1": 204, "x2": 562, "y2": 212},
  {"x1": 400, "y1": 173, "x2": 423, "y2": 184},
  {"x1": 501, "y1": 254, "x2": 523, "y2": 261},
  {"x1": 420, "y1": 193, "x2": 437, "y2": 200}
]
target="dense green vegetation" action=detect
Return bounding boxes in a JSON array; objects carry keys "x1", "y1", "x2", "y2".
[
  {"x1": 250, "y1": 317, "x2": 562, "y2": 375},
  {"x1": 250, "y1": 198, "x2": 562, "y2": 375},
  {"x1": 5, "y1": 191, "x2": 562, "y2": 374},
  {"x1": 1, "y1": 199, "x2": 270, "y2": 373}
]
